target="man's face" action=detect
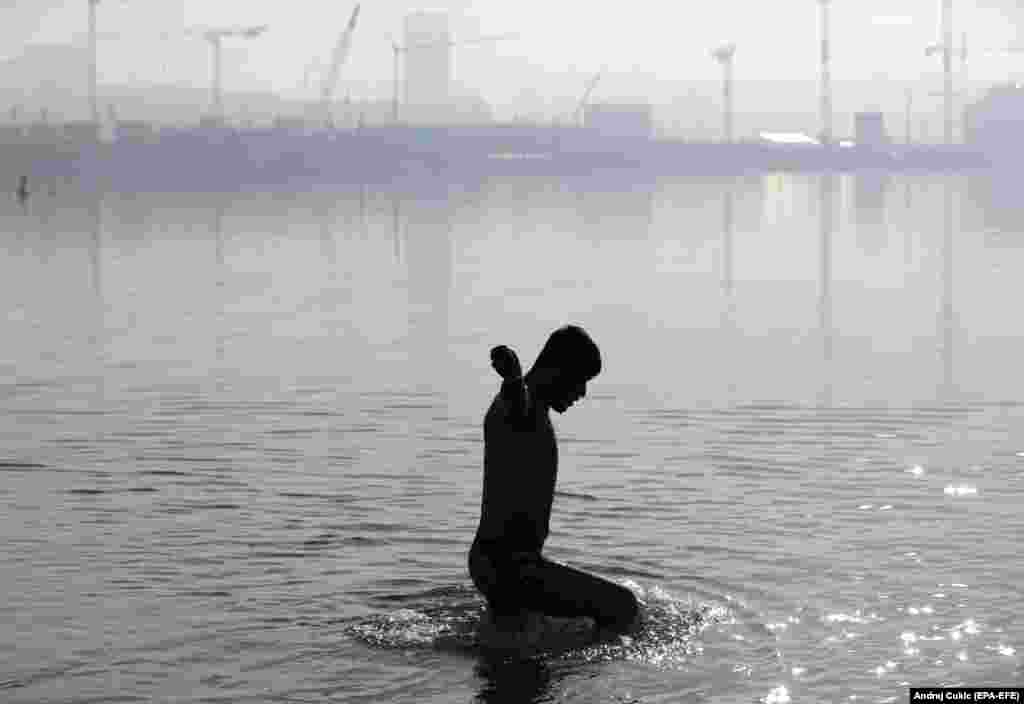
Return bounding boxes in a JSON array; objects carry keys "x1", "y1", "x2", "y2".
[{"x1": 549, "y1": 375, "x2": 588, "y2": 414}]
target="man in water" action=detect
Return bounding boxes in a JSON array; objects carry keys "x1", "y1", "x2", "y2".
[{"x1": 468, "y1": 325, "x2": 640, "y2": 642}]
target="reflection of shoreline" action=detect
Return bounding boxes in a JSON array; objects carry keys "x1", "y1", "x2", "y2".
[
  {"x1": 853, "y1": 171, "x2": 889, "y2": 256},
  {"x1": 403, "y1": 190, "x2": 453, "y2": 390},
  {"x1": 720, "y1": 179, "x2": 737, "y2": 402},
  {"x1": 85, "y1": 189, "x2": 108, "y2": 384},
  {"x1": 966, "y1": 169, "x2": 1024, "y2": 239},
  {"x1": 88, "y1": 192, "x2": 104, "y2": 302},
  {"x1": 818, "y1": 173, "x2": 835, "y2": 410},
  {"x1": 940, "y1": 174, "x2": 955, "y2": 401},
  {"x1": 392, "y1": 195, "x2": 401, "y2": 265},
  {"x1": 214, "y1": 197, "x2": 226, "y2": 375}
]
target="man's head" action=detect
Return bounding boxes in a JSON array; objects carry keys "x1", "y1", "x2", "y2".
[{"x1": 527, "y1": 325, "x2": 601, "y2": 413}]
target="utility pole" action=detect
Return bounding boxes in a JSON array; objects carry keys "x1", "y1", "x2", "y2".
[
  {"x1": 943, "y1": 0, "x2": 953, "y2": 144},
  {"x1": 392, "y1": 42, "x2": 400, "y2": 122},
  {"x1": 905, "y1": 86, "x2": 913, "y2": 144},
  {"x1": 711, "y1": 44, "x2": 736, "y2": 143},
  {"x1": 925, "y1": 0, "x2": 955, "y2": 144},
  {"x1": 210, "y1": 33, "x2": 223, "y2": 122},
  {"x1": 818, "y1": 0, "x2": 832, "y2": 143},
  {"x1": 88, "y1": 0, "x2": 100, "y2": 124},
  {"x1": 960, "y1": 31, "x2": 968, "y2": 142}
]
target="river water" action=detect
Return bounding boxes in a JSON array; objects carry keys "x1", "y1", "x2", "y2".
[{"x1": 1, "y1": 169, "x2": 1022, "y2": 703}]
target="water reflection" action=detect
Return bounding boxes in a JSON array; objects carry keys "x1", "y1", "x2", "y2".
[
  {"x1": 88, "y1": 191, "x2": 104, "y2": 303},
  {"x1": 720, "y1": 178, "x2": 737, "y2": 401},
  {"x1": 472, "y1": 654, "x2": 560, "y2": 704},
  {"x1": 212, "y1": 196, "x2": 227, "y2": 375},
  {"x1": 903, "y1": 179, "x2": 914, "y2": 266},
  {"x1": 318, "y1": 192, "x2": 337, "y2": 280},
  {"x1": 818, "y1": 173, "x2": 836, "y2": 409},
  {"x1": 940, "y1": 174, "x2": 955, "y2": 400},
  {"x1": 966, "y1": 170, "x2": 1024, "y2": 241},
  {"x1": 853, "y1": 171, "x2": 890, "y2": 256},
  {"x1": 403, "y1": 187, "x2": 454, "y2": 391},
  {"x1": 575, "y1": 175, "x2": 656, "y2": 234},
  {"x1": 392, "y1": 195, "x2": 402, "y2": 265}
]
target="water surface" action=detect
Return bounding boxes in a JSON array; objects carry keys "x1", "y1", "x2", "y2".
[{"x1": 1, "y1": 170, "x2": 1023, "y2": 702}]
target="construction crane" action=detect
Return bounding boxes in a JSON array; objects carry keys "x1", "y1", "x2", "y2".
[
  {"x1": 574, "y1": 68, "x2": 604, "y2": 126},
  {"x1": 711, "y1": 43, "x2": 736, "y2": 143},
  {"x1": 390, "y1": 33, "x2": 519, "y2": 122},
  {"x1": 320, "y1": 4, "x2": 361, "y2": 126},
  {"x1": 188, "y1": 25, "x2": 269, "y2": 125}
]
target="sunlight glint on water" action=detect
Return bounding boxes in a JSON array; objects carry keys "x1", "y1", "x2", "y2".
[{"x1": 0, "y1": 171, "x2": 1022, "y2": 702}]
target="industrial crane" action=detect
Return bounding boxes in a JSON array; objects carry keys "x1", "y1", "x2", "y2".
[
  {"x1": 188, "y1": 24, "x2": 269, "y2": 125},
  {"x1": 711, "y1": 44, "x2": 736, "y2": 143},
  {"x1": 320, "y1": 4, "x2": 361, "y2": 126},
  {"x1": 87, "y1": 24, "x2": 270, "y2": 125},
  {"x1": 574, "y1": 68, "x2": 604, "y2": 126},
  {"x1": 390, "y1": 33, "x2": 519, "y2": 122}
]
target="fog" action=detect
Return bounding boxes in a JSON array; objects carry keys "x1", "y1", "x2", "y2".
[{"x1": 1, "y1": 1, "x2": 1021, "y2": 132}]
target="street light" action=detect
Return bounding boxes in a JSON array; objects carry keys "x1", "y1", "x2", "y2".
[{"x1": 711, "y1": 44, "x2": 736, "y2": 143}]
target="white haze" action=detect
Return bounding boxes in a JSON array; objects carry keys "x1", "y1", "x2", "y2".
[{"x1": 1, "y1": 0, "x2": 1020, "y2": 130}]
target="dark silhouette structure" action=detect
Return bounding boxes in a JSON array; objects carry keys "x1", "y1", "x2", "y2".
[
  {"x1": 468, "y1": 326, "x2": 640, "y2": 645},
  {"x1": 15, "y1": 174, "x2": 29, "y2": 205}
]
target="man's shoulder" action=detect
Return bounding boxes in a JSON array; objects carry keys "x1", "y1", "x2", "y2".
[{"x1": 485, "y1": 388, "x2": 538, "y2": 430}]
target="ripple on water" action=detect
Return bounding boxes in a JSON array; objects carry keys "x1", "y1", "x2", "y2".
[{"x1": 344, "y1": 579, "x2": 727, "y2": 669}]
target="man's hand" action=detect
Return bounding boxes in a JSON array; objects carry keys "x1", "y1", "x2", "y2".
[
  {"x1": 490, "y1": 345, "x2": 522, "y2": 380},
  {"x1": 490, "y1": 345, "x2": 529, "y2": 422}
]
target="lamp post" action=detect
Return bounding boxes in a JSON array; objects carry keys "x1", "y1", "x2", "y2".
[
  {"x1": 711, "y1": 44, "x2": 736, "y2": 143},
  {"x1": 925, "y1": 0, "x2": 954, "y2": 144},
  {"x1": 88, "y1": 0, "x2": 100, "y2": 124},
  {"x1": 818, "y1": 0, "x2": 832, "y2": 144}
]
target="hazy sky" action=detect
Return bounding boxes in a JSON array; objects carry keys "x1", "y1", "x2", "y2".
[{"x1": 3, "y1": 0, "x2": 1021, "y2": 108}]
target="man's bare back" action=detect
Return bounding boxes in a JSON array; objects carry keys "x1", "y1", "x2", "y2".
[
  {"x1": 467, "y1": 330, "x2": 639, "y2": 638},
  {"x1": 473, "y1": 383, "x2": 558, "y2": 554}
]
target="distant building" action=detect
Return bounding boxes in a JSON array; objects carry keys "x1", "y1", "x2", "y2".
[
  {"x1": 0, "y1": 44, "x2": 90, "y2": 120},
  {"x1": 63, "y1": 121, "x2": 100, "y2": 143},
  {"x1": 403, "y1": 11, "x2": 451, "y2": 123},
  {"x1": 584, "y1": 103, "x2": 653, "y2": 138},
  {"x1": 115, "y1": 120, "x2": 157, "y2": 142},
  {"x1": 854, "y1": 112, "x2": 889, "y2": 148},
  {"x1": 965, "y1": 82, "x2": 1024, "y2": 154}
]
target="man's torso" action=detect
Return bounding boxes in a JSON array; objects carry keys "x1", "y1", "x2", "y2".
[{"x1": 473, "y1": 392, "x2": 558, "y2": 555}]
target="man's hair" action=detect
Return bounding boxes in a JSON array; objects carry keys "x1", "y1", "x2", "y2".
[{"x1": 530, "y1": 325, "x2": 601, "y2": 381}]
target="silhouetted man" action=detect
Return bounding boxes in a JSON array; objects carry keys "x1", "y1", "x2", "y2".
[{"x1": 468, "y1": 325, "x2": 640, "y2": 643}]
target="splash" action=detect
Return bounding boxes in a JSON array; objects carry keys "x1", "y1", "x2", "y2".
[
  {"x1": 574, "y1": 580, "x2": 728, "y2": 667},
  {"x1": 344, "y1": 579, "x2": 728, "y2": 667}
]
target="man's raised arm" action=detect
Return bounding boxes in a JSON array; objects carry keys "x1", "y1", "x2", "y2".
[{"x1": 490, "y1": 345, "x2": 529, "y2": 422}]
